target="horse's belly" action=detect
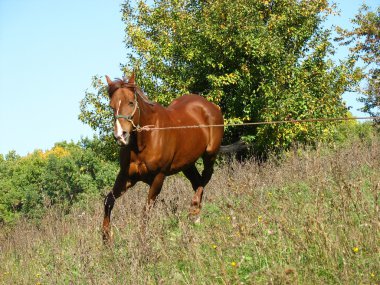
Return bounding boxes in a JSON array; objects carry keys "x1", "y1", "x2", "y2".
[{"x1": 168, "y1": 140, "x2": 207, "y2": 173}]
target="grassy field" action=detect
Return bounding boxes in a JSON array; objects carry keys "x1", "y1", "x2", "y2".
[{"x1": 1, "y1": 136, "x2": 379, "y2": 284}]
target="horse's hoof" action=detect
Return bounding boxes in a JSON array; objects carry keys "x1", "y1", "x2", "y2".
[
  {"x1": 188, "y1": 207, "x2": 201, "y2": 224},
  {"x1": 102, "y1": 231, "x2": 113, "y2": 245},
  {"x1": 193, "y1": 216, "x2": 201, "y2": 224},
  {"x1": 188, "y1": 213, "x2": 201, "y2": 224},
  {"x1": 103, "y1": 239, "x2": 113, "y2": 246},
  {"x1": 189, "y1": 205, "x2": 201, "y2": 215}
]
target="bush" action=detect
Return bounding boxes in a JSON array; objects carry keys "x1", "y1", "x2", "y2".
[{"x1": 0, "y1": 141, "x2": 118, "y2": 225}]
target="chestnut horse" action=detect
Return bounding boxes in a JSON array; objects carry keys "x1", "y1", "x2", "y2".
[{"x1": 102, "y1": 73, "x2": 224, "y2": 242}]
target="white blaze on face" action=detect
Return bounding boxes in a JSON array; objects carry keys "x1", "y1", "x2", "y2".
[{"x1": 114, "y1": 100, "x2": 123, "y2": 139}]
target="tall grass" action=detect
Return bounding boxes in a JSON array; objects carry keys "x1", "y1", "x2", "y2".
[{"x1": 1, "y1": 136, "x2": 379, "y2": 284}]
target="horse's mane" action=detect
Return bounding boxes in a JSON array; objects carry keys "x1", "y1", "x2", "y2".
[{"x1": 107, "y1": 78, "x2": 154, "y2": 105}]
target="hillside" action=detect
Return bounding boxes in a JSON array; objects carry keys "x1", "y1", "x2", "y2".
[{"x1": 1, "y1": 134, "x2": 379, "y2": 284}]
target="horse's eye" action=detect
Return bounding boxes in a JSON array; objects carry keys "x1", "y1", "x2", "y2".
[{"x1": 128, "y1": 101, "x2": 134, "y2": 107}]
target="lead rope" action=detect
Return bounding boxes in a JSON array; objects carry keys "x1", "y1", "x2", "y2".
[{"x1": 132, "y1": 116, "x2": 380, "y2": 132}]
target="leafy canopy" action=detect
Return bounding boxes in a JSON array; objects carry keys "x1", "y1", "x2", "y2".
[
  {"x1": 80, "y1": 0, "x2": 360, "y2": 156},
  {"x1": 336, "y1": 4, "x2": 380, "y2": 118}
]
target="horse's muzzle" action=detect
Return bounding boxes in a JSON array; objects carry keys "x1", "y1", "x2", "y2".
[{"x1": 116, "y1": 131, "x2": 130, "y2": 146}]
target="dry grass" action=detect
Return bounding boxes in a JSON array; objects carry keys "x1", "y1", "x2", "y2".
[{"x1": 1, "y1": 137, "x2": 379, "y2": 284}]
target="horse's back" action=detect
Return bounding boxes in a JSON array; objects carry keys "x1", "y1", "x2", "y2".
[
  {"x1": 167, "y1": 94, "x2": 224, "y2": 155},
  {"x1": 168, "y1": 94, "x2": 222, "y2": 123}
]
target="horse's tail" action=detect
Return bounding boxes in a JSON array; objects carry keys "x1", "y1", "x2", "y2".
[{"x1": 219, "y1": 140, "x2": 248, "y2": 153}]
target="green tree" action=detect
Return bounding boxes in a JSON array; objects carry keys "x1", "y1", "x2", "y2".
[
  {"x1": 79, "y1": 77, "x2": 119, "y2": 161},
  {"x1": 80, "y1": 0, "x2": 360, "y2": 156},
  {"x1": 336, "y1": 4, "x2": 379, "y2": 119}
]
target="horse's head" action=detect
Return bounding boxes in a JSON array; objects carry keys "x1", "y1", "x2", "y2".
[{"x1": 106, "y1": 73, "x2": 139, "y2": 146}]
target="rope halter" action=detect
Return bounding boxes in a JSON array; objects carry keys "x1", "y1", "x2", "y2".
[{"x1": 114, "y1": 88, "x2": 140, "y2": 130}]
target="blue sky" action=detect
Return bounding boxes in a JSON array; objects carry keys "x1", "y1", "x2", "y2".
[{"x1": 0, "y1": 0, "x2": 379, "y2": 156}]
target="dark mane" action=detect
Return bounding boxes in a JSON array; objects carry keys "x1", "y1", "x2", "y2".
[
  {"x1": 107, "y1": 78, "x2": 131, "y2": 98},
  {"x1": 107, "y1": 78, "x2": 154, "y2": 105},
  {"x1": 136, "y1": 87, "x2": 155, "y2": 105}
]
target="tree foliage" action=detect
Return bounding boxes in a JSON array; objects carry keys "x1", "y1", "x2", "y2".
[
  {"x1": 80, "y1": 0, "x2": 361, "y2": 156},
  {"x1": 79, "y1": 77, "x2": 119, "y2": 161},
  {"x1": 0, "y1": 141, "x2": 118, "y2": 225},
  {"x1": 336, "y1": 4, "x2": 380, "y2": 118}
]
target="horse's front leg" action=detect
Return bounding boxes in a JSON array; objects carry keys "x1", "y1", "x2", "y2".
[{"x1": 102, "y1": 171, "x2": 135, "y2": 244}]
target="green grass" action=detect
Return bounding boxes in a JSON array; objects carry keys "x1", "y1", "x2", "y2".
[{"x1": 1, "y1": 136, "x2": 379, "y2": 284}]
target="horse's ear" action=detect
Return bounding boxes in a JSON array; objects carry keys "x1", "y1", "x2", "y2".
[
  {"x1": 128, "y1": 72, "x2": 135, "y2": 85},
  {"x1": 105, "y1": 75, "x2": 113, "y2": 85}
]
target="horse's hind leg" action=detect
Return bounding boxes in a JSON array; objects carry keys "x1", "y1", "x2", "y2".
[
  {"x1": 201, "y1": 153, "x2": 217, "y2": 187},
  {"x1": 182, "y1": 164, "x2": 203, "y2": 215},
  {"x1": 145, "y1": 173, "x2": 166, "y2": 212},
  {"x1": 102, "y1": 172, "x2": 135, "y2": 244}
]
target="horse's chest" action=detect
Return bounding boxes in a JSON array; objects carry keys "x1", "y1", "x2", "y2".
[
  {"x1": 129, "y1": 161, "x2": 148, "y2": 177},
  {"x1": 130, "y1": 154, "x2": 165, "y2": 176}
]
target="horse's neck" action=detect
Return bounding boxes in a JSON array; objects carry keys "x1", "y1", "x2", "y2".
[
  {"x1": 138, "y1": 98, "x2": 156, "y2": 126},
  {"x1": 134, "y1": 97, "x2": 157, "y2": 152}
]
